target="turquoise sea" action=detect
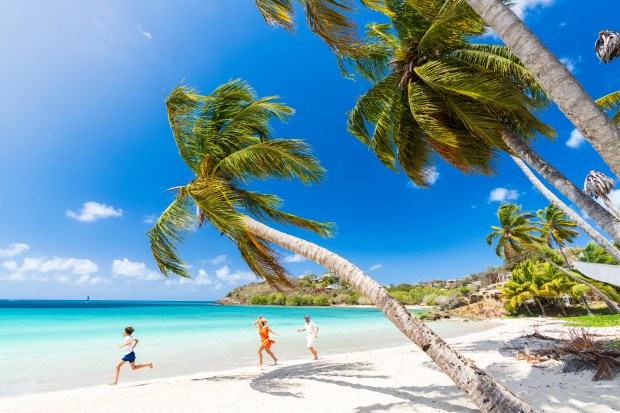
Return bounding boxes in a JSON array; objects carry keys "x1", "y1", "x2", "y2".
[{"x1": 0, "y1": 300, "x2": 494, "y2": 397}]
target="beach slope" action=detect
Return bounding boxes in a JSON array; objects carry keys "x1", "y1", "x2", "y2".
[{"x1": 1, "y1": 318, "x2": 617, "y2": 413}]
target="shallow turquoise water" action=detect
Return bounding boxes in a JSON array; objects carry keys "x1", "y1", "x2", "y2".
[{"x1": 0, "y1": 300, "x2": 493, "y2": 396}]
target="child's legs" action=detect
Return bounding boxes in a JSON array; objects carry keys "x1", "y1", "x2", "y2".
[
  {"x1": 265, "y1": 348, "x2": 277, "y2": 363},
  {"x1": 130, "y1": 362, "x2": 152, "y2": 370},
  {"x1": 258, "y1": 345, "x2": 267, "y2": 364},
  {"x1": 109, "y1": 360, "x2": 126, "y2": 384}
]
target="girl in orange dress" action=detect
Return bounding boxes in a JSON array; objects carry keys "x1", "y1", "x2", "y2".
[{"x1": 253, "y1": 317, "x2": 279, "y2": 366}]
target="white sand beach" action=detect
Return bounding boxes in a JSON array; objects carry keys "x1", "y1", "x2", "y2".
[{"x1": 1, "y1": 318, "x2": 618, "y2": 413}]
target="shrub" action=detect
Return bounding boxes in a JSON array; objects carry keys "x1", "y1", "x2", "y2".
[
  {"x1": 313, "y1": 295, "x2": 330, "y2": 306},
  {"x1": 269, "y1": 293, "x2": 286, "y2": 305},
  {"x1": 346, "y1": 294, "x2": 360, "y2": 305},
  {"x1": 249, "y1": 295, "x2": 268, "y2": 305},
  {"x1": 285, "y1": 295, "x2": 304, "y2": 306}
]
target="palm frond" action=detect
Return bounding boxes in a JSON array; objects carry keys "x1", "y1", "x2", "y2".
[
  {"x1": 302, "y1": 0, "x2": 360, "y2": 54},
  {"x1": 417, "y1": 0, "x2": 485, "y2": 55},
  {"x1": 214, "y1": 139, "x2": 325, "y2": 184},
  {"x1": 347, "y1": 73, "x2": 400, "y2": 145},
  {"x1": 596, "y1": 90, "x2": 620, "y2": 126},
  {"x1": 255, "y1": 0, "x2": 295, "y2": 31},
  {"x1": 234, "y1": 188, "x2": 336, "y2": 237},
  {"x1": 452, "y1": 44, "x2": 547, "y2": 101},
  {"x1": 236, "y1": 230, "x2": 292, "y2": 288},
  {"x1": 147, "y1": 194, "x2": 195, "y2": 277},
  {"x1": 186, "y1": 178, "x2": 245, "y2": 236},
  {"x1": 165, "y1": 86, "x2": 209, "y2": 175}
]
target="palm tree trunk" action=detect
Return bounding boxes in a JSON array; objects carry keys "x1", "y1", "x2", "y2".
[
  {"x1": 535, "y1": 296, "x2": 546, "y2": 316},
  {"x1": 522, "y1": 301, "x2": 533, "y2": 316},
  {"x1": 551, "y1": 233, "x2": 571, "y2": 267},
  {"x1": 466, "y1": 0, "x2": 620, "y2": 177},
  {"x1": 243, "y1": 216, "x2": 535, "y2": 413},
  {"x1": 510, "y1": 155, "x2": 620, "y2": 263},
  {"x1": 504, "y1": 131, "x2": 620, "y2": 246},
  {"x1": 534, "y1": 251, "x2": 620, "y2": 314},
  {"x1": 602, "y1": 196, "x2": 620, "y2": 221},
  {"x1": 581, "y1": 295, "x2": 594, "y2": 316},
  {"x1": 557, "y1": 297, "x2": 567, "y2": 317}
]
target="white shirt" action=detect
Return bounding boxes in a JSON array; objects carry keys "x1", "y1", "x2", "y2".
[
  {"x1": 304, "y1": 321, "x2": 318, "y2": 336},
  {"x1": 124, "y1": 335, "x2": 136, "y2": 354}
]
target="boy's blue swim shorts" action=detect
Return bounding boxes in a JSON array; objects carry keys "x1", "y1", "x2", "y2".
[{"x1": 122, "y1": 351, "x2": 136, "y2": 362}]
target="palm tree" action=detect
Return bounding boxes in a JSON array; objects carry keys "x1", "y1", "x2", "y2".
[
  {"x1": 536, "y1": 204, "x2": 579, "y2": 266},
  {"x1": 149, "y1": 80, "x2": 535, "y2": 413},
  {"x1": 584, "y1": 171, "x2": 620, "y2": 220},
  {"x1": 488, "y1": 204, "x2": 620, "y2": 313},
  {"x1": 502, "y1": 274, "x2": 535, "y2": 315},
  {"x1": 595, "y1": 30, "x2": 620, "y2": 63},
  {"x1": 486, "y1": 203, "x2": 543, "y2": 264},
  {"x1": 511, "y1": 157, "x2": 620, "y2": 263},
  {"x1": 344, "y1": 1, "x2": 552, "y2": 187},
  {"x1": 511, "y1": 260, "x2": 547, "y2": 316},
  {"x1": 464, "y1": 0, "x2": 620, "y2": 177},
  {"x1": 254, "y1": 0, "x2": 388, "y2": 55}
]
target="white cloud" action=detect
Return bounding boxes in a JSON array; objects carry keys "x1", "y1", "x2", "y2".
[
  {"x1": 137, "y1": 25, "x2": 152, "y2": 41},
  {"x1": 489, "y1": 188, "x2": 521, "y2": 203},
  {"x1": 282, "y1": 253, "x2": 308, "y2": 263},
  {"x1": 66, "y1": 201, "x2": 123, "y2": 222},
  {"x1": 1, "y1": 256, "x2": 100, "y2": 284},
  {"x1": 143, "y1": 215, "x2": 157, "y2": 224},
  {"x1": 176, "y1": 269, "x2": 213, "y2": 286},
  {"x1": 2, "y1": 260, "x2": 18, "y2": 271},
  {"x1": 209, "y1": 255, "x2": 227, "y2": 265},
  {"x1": 559, "y1": 57, "x2": 576, "y2": 73},
  {"x1": 112, "y1": 258, "x2": 160, "y2": 281},
  {"x1": 215, "y1": 265, "x2": 255, "y2": 284},
  {"x1": 511, "y1": 0, "x2": 555, "y2": 19},
  {"x1": 0, "y1": 243, "x2": 30, "y2": 258},
  {"x1": 370, "y1": 263, "x2": 383, "y2": 271},
  {"x1": 566, "y1": 128, "x2": 586, "y2": 149},
  {"x1": 406, "y1": 166, "x2": 440, "y2": 189},
  {"x1": 607, "y1": 189, "x2": 620, "y2": 208}
]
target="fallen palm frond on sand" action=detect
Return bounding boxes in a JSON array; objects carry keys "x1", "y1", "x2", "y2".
[{"x1": 514, "y1": 327, "x2": 620, "y2": 380}]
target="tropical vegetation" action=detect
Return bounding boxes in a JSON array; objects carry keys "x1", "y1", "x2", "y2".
[{"x1": 487, "y1": 202, "x2": 620, "y2": 316}]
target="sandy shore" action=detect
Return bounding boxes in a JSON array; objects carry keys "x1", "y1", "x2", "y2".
[{"x1": 1, "y1": 318, "x2": 618, "y2": 413}]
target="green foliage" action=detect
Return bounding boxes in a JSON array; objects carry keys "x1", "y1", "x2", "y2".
[
  {"x1": 565, "y1": 315, "x2": 620, "y2": 327},
  {"x1": 459, "y1": 286, "x2": 470, "y2": 295},
  {"x1": 345, "y1": 1, "x2": 553, "y2": 187},
  {"x1": 486, "y1": 203, "x2": 544, "y2": 263},
  {"x1": 577, "y1": 241, "x2": 619, "y2": 265},
  {"x1": 147, "y1": 80, "x2": 335, "y2": 287},
  {"x1": 313, "y1": 295, "x2": 331, "y2": 306}
]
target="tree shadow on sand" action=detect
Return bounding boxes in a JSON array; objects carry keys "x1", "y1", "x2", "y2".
[{"x1": 249, "y1": 361, "x2": 478, "y2": 412}]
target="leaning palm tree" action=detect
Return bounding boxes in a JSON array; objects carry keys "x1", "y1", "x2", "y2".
[
  {"x1": 488, "y1": 203, "x2": 620, "y2": 314},
  {"x1": 595, "y1": 30, "x2": 620, "y2": 64},
  {"x1": 464, "y1": 0, "x2": 620, "y2": 177},
  {"x1": 536, "y1": 204, "x2": 579, "y2": 266},
  {"x1": 148, "y1": 80, "x2": 535, "y2": 413},
  {"x1": 584, "y1": 170, "x2": 620, "y2": 220},
  {"x1": 511, "y1": 260, "x2": 547, "y2": 316},
  {"x1": 339, "y1": 1, "x2": 620, "y2": 247}
]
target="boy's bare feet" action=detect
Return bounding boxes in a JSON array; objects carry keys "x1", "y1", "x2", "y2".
[
  {"x1": 149, "y1": 363, "x2": 154, "y2": 369},
  {"x1": 108, "y1": 382, "x2": 117, "y2": 386}
]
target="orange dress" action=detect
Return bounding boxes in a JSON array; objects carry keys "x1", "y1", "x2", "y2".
[{"x1": 259, "y1": 326, "x2": 275, "y2": 349}]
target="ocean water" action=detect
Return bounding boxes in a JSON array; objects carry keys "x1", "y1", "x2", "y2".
[{"x1": 0, "y1": 300, "x2": 494, "y2": 396}]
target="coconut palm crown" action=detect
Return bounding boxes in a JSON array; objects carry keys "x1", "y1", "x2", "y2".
[
  {"x1": 536, "y1": 204, "x2": 579, "y2": 249},
  {"x1": 595, "y1": 30, "x2": 620, "y2": 63},
  {"x1": 343, "y1": 0, "x2": 553, "y2": 187},
  {"x1": 584, "y1": 170, "x2": 616, "y2": 199},
  {"x1": 147, "y1": 80, "x2": 334, "y2": 286},
  {"x1": 486, "y1": 203, "x2": 543, "y2": 262}
]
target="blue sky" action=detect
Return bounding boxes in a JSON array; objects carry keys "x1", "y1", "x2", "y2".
[{"x1": 1, "y1": 0, "x2": 619, "y2": 300}]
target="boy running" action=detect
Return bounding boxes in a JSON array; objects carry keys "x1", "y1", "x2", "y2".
[{"x1": 109, "y1": 326, "x2": 153, "y2": 385}]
